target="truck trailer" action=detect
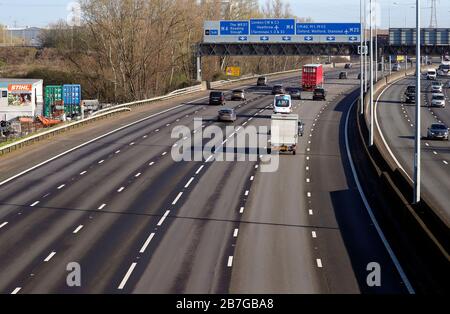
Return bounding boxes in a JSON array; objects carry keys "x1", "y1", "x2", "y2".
[
  {"x1": 270, "y1": 114, "x2": 301, "y2": 155},
  {"x1": 302, "y1": 64, "x2": 324, "y2": 92}
]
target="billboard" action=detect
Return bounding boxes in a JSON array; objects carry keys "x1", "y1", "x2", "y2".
[
  {"x1": 7, "y1": 84, "x2": 33, "y2": 107},
  {"x1": 226, "y1": 66, "x2": 241, "y2": 77}
]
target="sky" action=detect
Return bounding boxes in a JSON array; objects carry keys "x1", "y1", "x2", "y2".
[{"x1": 0, "y1": 0, "x2": 449, "y2": 29}]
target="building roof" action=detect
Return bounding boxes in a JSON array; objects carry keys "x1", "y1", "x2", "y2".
[{"x1": 0, "y1": 78, "x2": 43, "y2": 84}]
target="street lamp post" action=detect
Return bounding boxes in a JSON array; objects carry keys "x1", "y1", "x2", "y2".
[
  {"x1": 360, "y1": 0, "x2": 364, "y2": 115},
  {"x1": 414, "y1": 0, "x2": 421, "y2": 204},
  {"x1": 369, "y1": 0, "x2": 374, "y2": 146}
]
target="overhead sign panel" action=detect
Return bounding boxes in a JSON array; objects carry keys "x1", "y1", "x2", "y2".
[
  {"x1": 250, "y1": 19, "x2": 296, "y2": 35},
  {"x1": 203, "y1": 20, "x2": 360, "y2": 43},
  {"x1": 296, "y1": 23, "x2": 361, "y2": 36},
  {"x1": 220, "y1": 21, "x2": 249, "y2": 35}
]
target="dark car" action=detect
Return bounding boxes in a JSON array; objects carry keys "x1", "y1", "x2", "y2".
[
  {"x1": 272, "y1": 84, "x2": 284, "y2": 95},
  {"x1": 357, "y1": 73, "x2": 362, "y2": 79},
  {"x1": 344, "y1": 63, "x2": 353, "y2": 69},
  {"x1": 209, "y1": 91, "x2": 225, "y2": 106},
  {"x1": 231, "y1": 89, "x2": 246, "y2": 101},
  {"x1": 313, "y1": 87, "x2": 327, "y2": 101},
  {"x1": 257, "y1": 76, "x2": 267, "y2": 86},
  {"x1": 427, "y1": 123, "x2": 449, "y2": 140},
  {"x1": 298, "y1": 120, "x2": 305, "y2": 137},
  {"x1": 339, "y1": 72, "x2": 348, "y2": 79},
  {"x1": 285, "y1": 87, "x2": 302, "y2": 100},
  {"x1": 404, "y1": 85, "x2": 416, "y2": 103}
]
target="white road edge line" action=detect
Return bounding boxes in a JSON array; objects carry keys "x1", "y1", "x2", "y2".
[
  {"x1": 346, "y1": 97, "x2": 415, "y2": 294},
  {"x1": 118, "y1": 262, "x2": 137, "y2": 290}
]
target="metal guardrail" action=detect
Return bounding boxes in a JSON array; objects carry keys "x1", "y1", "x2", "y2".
[
  {"x1": 0, "y1": 108, "x2": 130, "y2": 155},
  {"x1": 0, "y1": 68, "x2": 304, "y2": 156}
]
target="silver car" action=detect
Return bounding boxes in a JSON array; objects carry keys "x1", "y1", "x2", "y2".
[
  {"x1": 431, "y1": 93, "x2": 446, "y2": 107},
  {"x1": 218, "y1": 108, "x2": 237, "y2": 122},
  {"x1": 427, "y1": 123, "x2": 449, "y2": 140},
  {"x1": 431, "y1": 81, "x2": 443, "y2": 93}
]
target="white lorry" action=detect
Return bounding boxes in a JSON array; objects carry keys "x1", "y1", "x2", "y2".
[{"x1": 270, "y1": 114, "x2": 303, "y2": 155}]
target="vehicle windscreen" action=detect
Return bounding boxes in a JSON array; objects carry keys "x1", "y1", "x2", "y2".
[
  {"x1": 407, "y1": 86, "x2": 415, "y2": 92},
  {"x1": 275, "y1": 98, "x2": 290, "y2": 107},
  {"x1": 433, "y1": 95, "x2": 445, "y2": 100},
  {"x1": 220, "y1": 109, "x2": 233, "y2": 114},
  {"x1": 432, "y1": 124, "x2": 447, "y2": 130},
  {"x1": 211, "y1": 92, "x2": 222, "y2": 97}
]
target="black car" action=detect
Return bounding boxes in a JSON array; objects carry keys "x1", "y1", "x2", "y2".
[
  {"x1": 272, "y1": 84, "x2": 284, "y2": 95},
  {"x1": 404, "y1": 85, "x2": 416, "y2": 103},
  {"x1": 339, "y1": 72, "x2": 348, "y2": 79},
  {"x1": 209, "y1": 91, "x2": 225, "y2": 106},
  {"x1": 285, "y1": 87, "x2": 302, "y2": 100},
  {"x1": 357, "y1": 73, "x2": 362, "y2": 79},
  {"x1": 313, "y1": 87, "x2": 327, "y2": 101},
  {"x1": 344, "y1": 63, "x2": 353, "y2": 69}
]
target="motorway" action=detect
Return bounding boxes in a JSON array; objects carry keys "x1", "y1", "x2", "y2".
[
  {"x1": 376, "y1": 75, "x2": 450, "y2": 226},
  {"x1": 0, "y1": 67, "x2": 409, "y2": 294}
]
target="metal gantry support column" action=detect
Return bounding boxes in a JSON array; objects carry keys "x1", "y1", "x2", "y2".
[
  {"x1": 369, "y1": 0, "x2": 374, "y2": 146},
  {"x1": 414, "y1": 0, "x2": 421, "y2": 204},
  {"x1": 389, "y1": 55, "x2": 392, "y2": 75},
  {"x1": 375, "y1": 0, "x2": 378, "y2": 83},
  {"x1": 364, "y1": 0, "x2": 368, "y2": 93}
]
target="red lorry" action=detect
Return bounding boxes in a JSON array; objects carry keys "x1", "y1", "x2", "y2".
[{"x1": 302, "y1": 64, "x2": 324, "y2": 91}]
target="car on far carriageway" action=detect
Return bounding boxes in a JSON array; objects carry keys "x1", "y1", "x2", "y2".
[
  {"x1": 339, "y1": 72, "x2": 348, "y2": 79},
  {"x1": 231, "y1": 89, "x2": 246, "y2": 101},
  {"x1": 257, "y1": 76, "x2": 267, "y2": 86},
  {"x1": 431, "y1": 93, "x2": 446, "y2": 108},
  {"x1": 272, "y1": 84, "x2": 284, "y2": 95},
  {"x1": 427, "y1": 123, "x2": 449, "y2": 140},
  {"x1": 218, "y1": 107, "x2": 237, "y2": 122},
  {"x1": 344, "y1": 63, "x2": 353, "y2": 69},
  {"x1": 431, "y1": 81, "x2": 443, "y2": 93}
]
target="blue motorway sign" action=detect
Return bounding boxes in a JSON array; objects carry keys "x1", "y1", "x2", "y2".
[
  {"x1": 296, "y1": 23, "x2": 361, "y2": 36},
  {"x1": 250, "y1": 19, "x2": 296, "y2": 35},
  {"x1": 220, "y1": 21, "x2": 249, "y2": 35}
]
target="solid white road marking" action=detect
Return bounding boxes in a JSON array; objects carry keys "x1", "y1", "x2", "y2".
[
  {"x1": 227, "y1": 256, "x2": 233, "y2": 267},
  {"x1": 44, "y1": 251, "x2": 56, "y2": 262},
  {"x1": 0, "y1": 222, "x2": 8, "y2": 229},
  {"x1": 139, "y1": 233, "x2": 155, "y2": 253},
  {"x1": 184, "y1": 177, "x2": 195, "y2": 188},
  {"x1": 172, "y1": 192, "x2": 183, "y2": 205},
  {"x1": 316, "y1": 258, "x2": 323, "y2": 268},
  {"x1": 98, "y1": 204, "x2": 106, "y2": 210},
  {"x1": 11, "y1": 287, "x2": 21, "y2": 294},
  {"x1": 30, "y1": 201, "x2": 40, "y2": 207},
  {"x1": 118, "y1": 263, "x2": 137, "y2": 290},
  {"x1": 57, "y1": 184, "x2": 65, "y2": 190},
  {"x1": 73, "y1": 225, "x2": 84, "y2": 234},
  {"x1": 196, "y1": 165, "x2": 204, "y2": 174},
  {"x1": 233, "y1": 229, "x2": 239, "y2": 238},
  {"x1": 157, "y1": 210, "x2": 170, "y2": 226}
]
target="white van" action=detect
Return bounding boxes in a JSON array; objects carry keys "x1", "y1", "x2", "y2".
[
  {"x1": 427, "y1": 69, "x2": 437, "y2": 80},
  {"x1": 273, "y1": 94, "x2": 293, "y2": 114}
]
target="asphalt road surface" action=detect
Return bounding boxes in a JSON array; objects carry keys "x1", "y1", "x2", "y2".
[
  {"x1": 0, "y1": 68, "x2": 409, "y2": 294},
  {"x1": 376, "y1": 75, "x2": 450, "y2": 227}
]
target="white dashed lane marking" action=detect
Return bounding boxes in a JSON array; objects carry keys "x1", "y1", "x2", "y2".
[
  {"x1": 11, "y1": 287, "x2": 21, "y2": 294},
  {"x1": 227, "y1": 256, "x2": 233, "y2": 267},
  {"x1": 44, "y1": 251, "x2": 56, "y2": 262},
  {"x1": 118, "y1": 262, "x2": 137, "y2": 290},
  {"x1": 98, "y1": 204, "x2": 106, "y2": 210},
  {"x1": 30, "y1": 201, "x2": 40, "y2": 207},
  {"x1": 316, "y1": 258, "x2": 323, "y2": 268},
  {"x1": 0, "y1": 222, "x2": 8, "y2": 229},
  {"x1": 73, "y1": 225, "x2": 84, "y2": 234},
  {"x1": 139, "y1": 233, "x2": 155, "y2": 254},
  {"x1": 157, "y1": 210, "x2": 170, "y2": 226},
  {"x1": 184, "y1": 177, "x2": 195, "y2": 188}
]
